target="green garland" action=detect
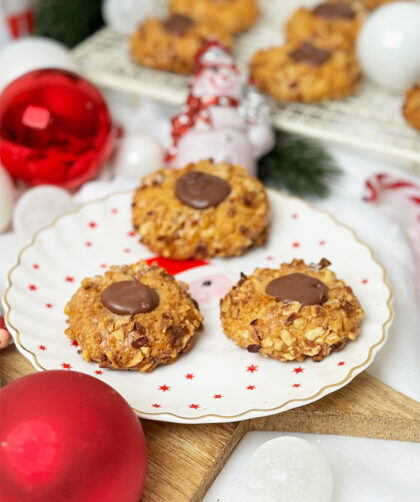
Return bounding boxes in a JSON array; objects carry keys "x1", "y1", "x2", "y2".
[
  {"x1": 35, "y1": 0, "x2": 104, "y2": 48},
  {"x1": 258, "y1": 130, "x2": 342, "y2": 198}
]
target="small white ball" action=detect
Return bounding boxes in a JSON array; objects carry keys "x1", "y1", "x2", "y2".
[
  {"x1": 357, "y1": 2, "x2": 420, "y2": 90},
  {"x1": 246, "y1": 436, "x2": 333, "y2": 502},
  {"x1": 0, "y1": 37, "x2": 76, "y2": 92},
  {"x1": 114, "y1": 134, "x2": 164, "y2": 179},
  {"x1": 13, "y1": 185, "x2": 75, "y2": 242},
  {"x1": 0, "y1": 165, "x2": 14, "y2": 233},
  {"x1": 102, "y1": 0, "x2": 155, "y2": 34}
]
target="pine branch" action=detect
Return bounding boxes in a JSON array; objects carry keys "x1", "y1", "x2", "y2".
[
  {"x1": 35, "y1": 0, "x2": 104, "y2": 48},
  {"x1": 258, "y1": 130, "x2": 342, "y2": 198}
]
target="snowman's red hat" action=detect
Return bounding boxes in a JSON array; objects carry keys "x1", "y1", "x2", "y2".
[{"x1": 194, "y1": 40, "x2": 235, "y2": 69}]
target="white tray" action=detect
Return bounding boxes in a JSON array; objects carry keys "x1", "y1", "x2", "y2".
[{"x1": 72, "y1": 0, "x2": 420, "y2": 170}]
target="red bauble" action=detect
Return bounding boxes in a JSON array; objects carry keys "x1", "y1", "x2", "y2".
[
  {"x1": 0, "y1": 370, "x2": 147, "y2": 502},
  {"x1": 0, "y1": 69, "x2": 114, "y2": 189}
]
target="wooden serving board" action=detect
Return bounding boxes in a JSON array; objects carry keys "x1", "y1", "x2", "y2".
[{"x1": 1, "y1": 345, "x2": 419, "y2": 502}]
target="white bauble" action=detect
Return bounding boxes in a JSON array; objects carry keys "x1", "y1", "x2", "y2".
[
  {"x1": 357, "y1": 2, "x2": 420, "y2": 90},
  {"x1": 102, "y1": 0, "x2": 154, "y2": 33},
  {"x1": 0, "y1": 37, "x2": 76, "y2": 92},
  {"x1": 114, "y1": 134, "x2": 164, "y2": 179},
  {"x1": 13, "y1": 185, "x2": 75, "y2": 242},
  {"x1": 0, "y1": 166, "x2": 14, "y2": 233},
  {"x1": 246, "y1": 436, "x2": 333, "y2": 502}
]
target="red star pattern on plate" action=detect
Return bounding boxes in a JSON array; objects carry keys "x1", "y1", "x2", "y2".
[
  {"x1": 39, "y1": 345, "x2": 46, "y2": 350},
  {"x1": 159, "y1": 385, "x2": 170, "y2": 392},
  {"x1": 88, "y1": 221, "x2": 97, "y2": 228},
  {"x1": 28, "y1": 284, "x2": 37, "y2": 291},
  {"x1": 293, "y1": 367, "x2": 304, "y2": 374},
  {"x1": 65, "y1": 276, "x2": 74, "y2": 283},
  {"x1": 61, "y1": 363, "x2": 71, "y2": 370},
  {"x1": 319, "y1": 240, "x2": 326, "y2": 246},
  {"x1": 185, "y1": 373, "x2": 194, "y2": 380},
  {"x1": 71, "y1": 340, "x2": 79, "y2": 347},
  {"x1": 247, "y1": 385, "x2": 255, "y2": 390},
  {"x1": 338, "y1": 361, "x2": 345, "y2": 366},
  {"x1": 213, "y1": 394, "x2": 222, "y2": 399},
  {"x1": 362, "y1": 279, "x2": 368, "y2": 284},
  {"x1": 292, "y1": 242, "x2": 300, "y2": 248},
  {"x1": 189, "y1": 404, "x2": 199, "y2": 409},
  {"x1": 100, "y1": 263, "x2": 107, "y2": 268},
  {"x1": 45, "y1": 303, "x2": 53, "y2": 308},
  {"x1": 266, "y1": 256, "x2": 273, "y2": 261},
  {"x1": 95, "y1": 370, "x2": 103, "y2": 375},
  {"x1": 128, "y1": 230, "x2": 136, "y2": 237},
  {"x1": 247, "y1": 364, "x2": 258, "y2": 373},
  {"x1": 33, "y1": 264, "x2": 39, "y2": 269},
  {"x1": 152, "y1": 404, "x2": 161, "y2": 408},
  {"x1": 85, "y1": 241, "x2": 92, "y2": 247},
  {"x1": 124, "y1": 248, "x2": 131, "y2": 253},
  {"x1": 292, "y1": 213, "x2": 299, "y2": 219},
  {"x1": 292, "y1": 383, "x2": 301, "y2": 388},
  {"x1": 111, "y1": 208, "x2": 118, "y2": 214}
]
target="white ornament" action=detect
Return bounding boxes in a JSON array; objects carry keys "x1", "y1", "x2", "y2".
[
  {"x1": 114, "y1": 133, "x2": 164, "y2": 179},
  {"x1": 0, "y1": 37, "x2": 76, "y2": 92},
  {"x1": 0, "y1": 165, "x2": 14, "y2": 233},
  {"x1": 102, "y1": 0, "x2": 155, "y2": 34},
  {"x1": 246, "y1": 436, "x2": 333, "y2": 502},
  {"x1": 13, "y1": 185, "x2": 75, "y2": 242},
  {"x1": 357, "y1": 2, "x2": 420, "y2": 91}
]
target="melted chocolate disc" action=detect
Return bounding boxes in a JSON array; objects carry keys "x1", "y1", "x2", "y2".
[
  {"x1": 101, "y1": 281, "x2": 159, "y2": 315},
  {"x1": 163, "y1": 14, "x2": 194, "y2": 36},
  {"x1": 289, "y1": 42, "x2": 331, "y2": 67},
  {"x1": 313, "y1": 2, "x2": 355, "y2": 19},
  {"x1": 265, "y1": 273, "x2": 329, "y2": 306},
  {"x1": 175, "y1": 171, "x2": 231, "y2": 209}
]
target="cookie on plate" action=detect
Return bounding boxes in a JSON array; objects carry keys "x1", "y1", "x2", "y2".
[
  {"x1": 220, "y1": 258, "x2": 365, "y2": 362},
  {"x1": 64, "y1": 262, "x2": 203, "y2": 372},
  {"x1": 249, "y1": 39, "x2": 361, "y2": 102},
  {"x1": 286, "y1": 1, "x2": 366, "y2": 50},
  {"x1": 132, "y1": 160, "x2": 270, "y2": 260},
  {"x1": 169, "y1": 0, "x2": 260, "y2": 34},
  {"x1": 130, "y1": 14, "x2": 232, "y2": 75},
  {"x1": 403, "y1": 82, "x2": 420, "y2": 131}
]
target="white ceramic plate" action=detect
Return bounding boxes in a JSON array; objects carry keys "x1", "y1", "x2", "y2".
[{"x1": 3, "y1": 189, "x2": 392, "y2": 424}]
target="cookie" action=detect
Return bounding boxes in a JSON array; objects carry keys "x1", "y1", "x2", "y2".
[
  {"x1": 220, "y1": 258, "x2": 364, "y2": 362},
  {"x1": 249, "y1": 39, "x2": 361, "y2": 102},
  {"x1": 132, "y1": 160, "x2": 270, "y2": 260},
  {"x1": 403, "y1": 82, "x2": 420, "y2": 131},
  {"x1": 286, "y1": 1, "x2": 366, "y2": 50},
  {"x1": 64, "y1": 262, "x2": 203, "y2": 372},
  {"x1": 130, "y1": 14, "x2": 232, "y2": 75},
  {"x1": 169, "y1": 0, "x2": 259, "y2": 34},
  {"x1": 362, "y1": 0, "x2": 403, "y2": 10}
]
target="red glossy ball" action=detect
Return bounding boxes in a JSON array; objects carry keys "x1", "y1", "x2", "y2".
[
  {"x1": 0, "y1": 69, "x2": 114, "y2": 190},
  {"x1": 0, "y1": 370, "x2": 147, "y2": 502}
]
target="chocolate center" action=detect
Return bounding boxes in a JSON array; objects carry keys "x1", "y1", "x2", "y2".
[
  {"x1": 265, "y1": 273, "x2": 329, "y2": 306},
  {"x1": 289, "y1": 42, "x2": 331, "y2": 67},
  {"x1": 163, "y1": 14, "x2": 194, "y2": 36},
  {"x1": 313, "y1": 2, "x2": 355, "y2": 19},
  {"x1": 175, "y1": 171, "x2": 231, "y2": 209},
  {"x1": 101, "y1": 281, "x2": 159, "y2": 315}
]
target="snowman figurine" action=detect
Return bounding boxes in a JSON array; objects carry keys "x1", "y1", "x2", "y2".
[{"x1": 166, "y1": 41, "x2": 274, "y2": 175}]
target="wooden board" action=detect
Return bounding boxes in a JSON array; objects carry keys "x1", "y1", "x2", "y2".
[{"x1": 1, "y1": 345, "x2": 420, "y2": 502}]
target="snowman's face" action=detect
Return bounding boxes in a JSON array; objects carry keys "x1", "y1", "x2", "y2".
[
  {"x1": 192, "y1": 66, "x2": 242, "y2": 99},
  {"x1": 187, "y1": 274, "x2": 233, "y2": 309}
]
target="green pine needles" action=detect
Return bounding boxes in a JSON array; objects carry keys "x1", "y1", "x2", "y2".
[{"x1": 258, "y1": 130, "x2": 342, "y2": 198}]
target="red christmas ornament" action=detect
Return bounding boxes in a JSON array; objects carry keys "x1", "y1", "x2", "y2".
[
  {"x1": 0, "y1": 370, "x2": 147, "y2": 502},
  {"x1": 0, "y1": 69, "x2": 114, "y2": 190}
]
